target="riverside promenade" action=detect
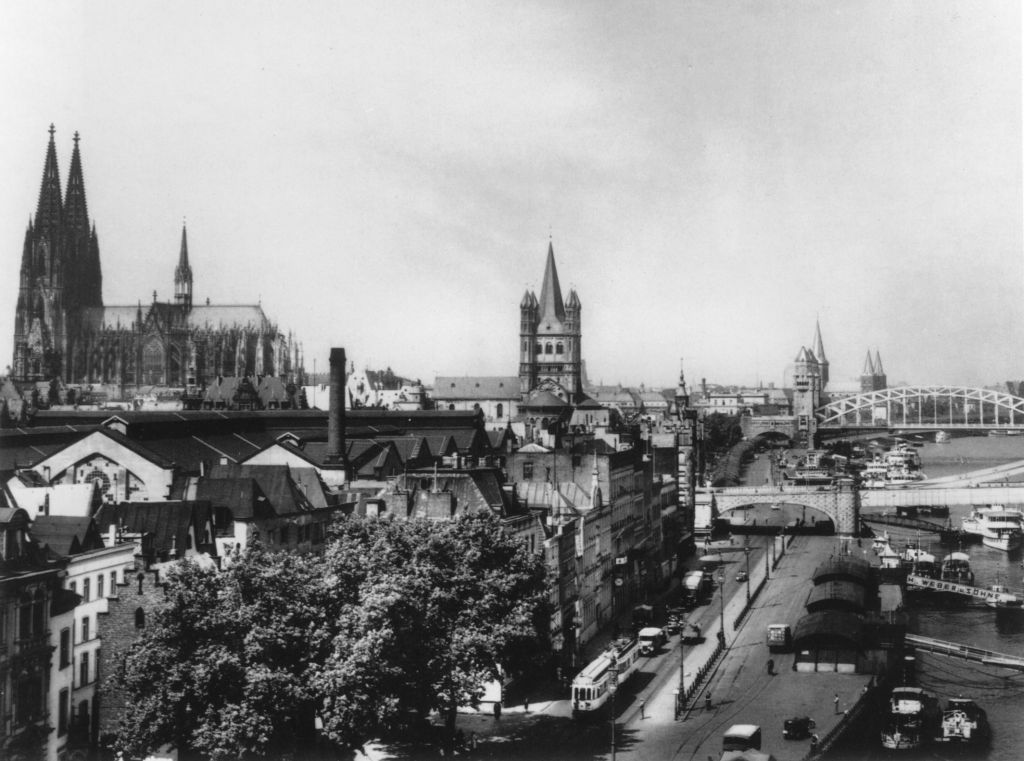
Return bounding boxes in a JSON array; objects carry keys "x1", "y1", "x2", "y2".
[{"x1": 613, "y1": 533, "x2": 876, "y2": 761}]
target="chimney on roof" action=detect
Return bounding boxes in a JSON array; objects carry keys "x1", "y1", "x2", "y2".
[{"x1": 324, "y1": 347, "x2": 349, "y2": 476}]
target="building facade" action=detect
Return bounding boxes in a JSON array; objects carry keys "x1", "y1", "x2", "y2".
[{"x1": 11, "y1": 126, "x2": 302, "y2": 390}]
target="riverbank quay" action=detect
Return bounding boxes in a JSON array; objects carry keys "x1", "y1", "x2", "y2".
[{"x1": 613, "y1": 535, "x2": 879, "y2": 761}]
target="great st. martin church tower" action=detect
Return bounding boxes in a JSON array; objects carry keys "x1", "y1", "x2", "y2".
[{"x1": 518, "y1": 242, "x2": 583, "y2": 404}]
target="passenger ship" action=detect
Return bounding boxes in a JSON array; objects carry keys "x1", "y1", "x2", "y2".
[{"x1": 961, "y1": 506, "x2": 1024, "y2": 552}]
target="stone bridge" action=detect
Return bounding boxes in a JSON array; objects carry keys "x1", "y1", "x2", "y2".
[{"x1": 707, "y1": 482, "x2": 860, "y2": 535}]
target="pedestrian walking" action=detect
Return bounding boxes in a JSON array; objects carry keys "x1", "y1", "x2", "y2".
[
  {"x1": 640, "y1": 699, "x2": 646, "y2": 719},
  {"x1": 523, "y1": 696, "x2": 529, "y2": 713},
  {"x1": 705, "y1": 693, "x2": 712, "y2": 711},
  {"x1": 767, "y1": 658, "x2": 775, "y2": 675},
  {"x1": 833, "y1": 693, "x2": 840, "y2": 714}
]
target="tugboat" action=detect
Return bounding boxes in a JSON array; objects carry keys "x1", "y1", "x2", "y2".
[
  {"x1": 880, "y1": 686, "x2": 939, "y2": 750},
  {"x1": 934, "y1": 697, "x2": 990, "y2": 745}
]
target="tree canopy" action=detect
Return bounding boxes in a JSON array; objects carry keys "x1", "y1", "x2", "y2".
[{"x1": 112, "y1": 512, "x2": 551, "y2": 759}]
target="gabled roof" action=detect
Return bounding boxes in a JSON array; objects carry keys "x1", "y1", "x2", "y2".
[
  {"x1": 95, "y1": 501, "x2": 213, "y2": 558},
  {"x1": 205, "y1": 462, "x2": 314, "y2": 517},
  {"x1": 30, "y1": 515, "x2": 105, "y2": 556}
]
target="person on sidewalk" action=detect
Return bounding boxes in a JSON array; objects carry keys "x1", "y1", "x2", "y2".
[
  {"x1": 833, "y1": 694, "x2": 840, "y2": 714},
  {"x1": 705, "y1": 693, "x2": 712, "y2": 711}
]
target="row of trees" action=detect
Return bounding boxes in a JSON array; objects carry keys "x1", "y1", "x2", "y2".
[{"x1": 112, "y1": 512, "x2": 551, "y2": 760}]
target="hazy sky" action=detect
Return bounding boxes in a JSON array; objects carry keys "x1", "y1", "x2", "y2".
[{"x1": 2, "y1": 1, "x2": 1020, "y2": 389}]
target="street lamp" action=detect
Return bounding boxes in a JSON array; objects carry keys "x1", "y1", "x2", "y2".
[
  {"x1": 744, "y1": 546, "x2": 751, "y2": 602},
  {"x1": 608, "y1": 655, "x2": 618, "y2": 761},
  {"x1": 677, "y1": 623, "x2": 686, "y2": 719},
  {"x1": 717, "y1": 568, "x2": 726, "y2": 646}
]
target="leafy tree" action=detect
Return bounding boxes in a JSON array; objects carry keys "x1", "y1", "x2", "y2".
[
  {"x1": 314, "y1": 512, "x2": 551, "y2": 754},
  {"x1": 112, "y1": 513, "x2": 550, "y2": 758},
  {"x1": 113, "y1": 546, "x2": 331, "y2": 760}
]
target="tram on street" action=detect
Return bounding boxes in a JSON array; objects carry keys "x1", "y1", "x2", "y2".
[{"x1": 570, "y1": 636, "x2": 641, "y2": 717}]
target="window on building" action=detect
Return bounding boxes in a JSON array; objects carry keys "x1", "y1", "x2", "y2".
[
  {"x1": 69, "y1": 580, "x2": 77, "y2": 594},
  {"x1": 137, "y1": 572, "x2": 144, "y2": 594},
  {"x1": 110, "y1": 570, "x2": 118, "y2": 594},
  {"x1": 81, "y1": 616, "x2": 90, "y2": 643},
  {"x1": 15, "y1": 674, "x2": 43, "y2": 725},
  {"x1": 97, "y1": 574, "x2": 105, "y2": 599},
  {"x1": 556, "y1": 342, "x2": 564, "y2": 354},
  {"x1": 545, "y1": 343, "x2": 553, "y2": 355},
  {"x1": 60, "y1": 628, "x2": 70, "y2": 667},
  {"x1": 32, "y1": 589, "x2": 44, "y2": 635},
  {"x1": 83, "y1": 577, "x2": 91, "y2": 601},
  {"x1": 523, "y1": 462, "x2": 534, "y2": 480},
  {"x1": 134, "y1": 607, "x2": 145, "y2": 629},
  {"x1": 535, "y1": 342, "x2": 542, "y2": 355},
  {"x1": 79, "y1": 652, "x2": 90, "y2": 687},
  {"x1": 496, "y1": 402, "x2": 504, "y2": 419},
  {"x1": 58, "y1": 688, "x2": 69, "y2": 736}
]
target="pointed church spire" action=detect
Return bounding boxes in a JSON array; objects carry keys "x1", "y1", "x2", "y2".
[
  {"x1": 537, "y1": 240, "x2": 566, "y2": 322},
  {"x1": 873, "y1": 350, "x2": 884, "y2": 375},
  {"x1": 35, "y1": 124, "x2": 63, "y2": 235},
  {"x1": 862, "y1": 351, "x2": 876, "y2": 375},
  {"x1": 64, "y1": 131, "x2": 90, "y2": 237},
  {"x1": 175, "y1": 222, "x2": 193, "y2": 309},
  {"x1": 812, "y1": 319, "x2": 827, "y2": 364}
]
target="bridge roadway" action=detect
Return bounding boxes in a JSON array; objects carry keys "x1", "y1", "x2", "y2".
[
  {"x1": 613, "y1": 535, "x2": 873, "y2": 761},
  {"x1": 860, "y1": 484, "x2": 1024, "y2": 510}
]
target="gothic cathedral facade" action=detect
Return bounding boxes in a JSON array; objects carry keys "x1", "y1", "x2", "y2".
[{"x1": 11, "y1": 126, "x2": 302, "y2": 389}]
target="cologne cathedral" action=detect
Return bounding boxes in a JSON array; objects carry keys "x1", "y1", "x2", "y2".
[{"x1": 11, "y1": 126, "x2": 302, "y2": 390}]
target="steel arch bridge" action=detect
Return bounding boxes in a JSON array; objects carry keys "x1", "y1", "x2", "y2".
[{"x1": 817, "y1": 386, "x2": 1024, "y2": 430}]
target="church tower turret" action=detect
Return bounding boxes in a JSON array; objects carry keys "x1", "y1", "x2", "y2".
[{"x1": 174, "y1": 223, "x2": 193, "y2": 311}]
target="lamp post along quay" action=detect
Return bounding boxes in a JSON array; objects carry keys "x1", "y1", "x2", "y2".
[
  {"x1": 717, "y1": 568, "x2": 726, "y2": 645},
  {"x1": 608, "y1": 656, "x2": 619, "y2": 761},
  {"x1": 744, "y1": 546, "x2": 751, "y2": 602}
]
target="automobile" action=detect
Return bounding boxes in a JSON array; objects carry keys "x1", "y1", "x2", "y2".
[
  {"x1": 783, "y1": 716, "x2": 815, "y2": 740},
  {"x1": 736, "y1": 570, "x2": 749, "y2": 582}
]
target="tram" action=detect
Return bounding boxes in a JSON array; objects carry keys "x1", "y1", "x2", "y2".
[{"x1": 571, "y1": 636, "x2": 641, "y2": 717}]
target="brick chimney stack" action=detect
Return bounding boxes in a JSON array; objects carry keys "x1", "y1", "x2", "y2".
[{"x1": 324, "y1": 347, "x2": 347, "y2": 473}]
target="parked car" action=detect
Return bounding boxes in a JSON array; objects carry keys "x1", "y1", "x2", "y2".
[
  {"x1": 736, "y1": 570, "x2": 749, "y2": 582},
  {"x1": 783, "y1": 716, "x2": 815, "y2": 740}
]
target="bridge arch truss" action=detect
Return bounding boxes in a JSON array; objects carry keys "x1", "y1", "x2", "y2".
[{"x1": 817, "y1": 386, "x2": 1024, "y2": 429}]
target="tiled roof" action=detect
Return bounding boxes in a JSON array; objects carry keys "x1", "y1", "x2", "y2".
[
  {"x1": 95, "y1": 501, "x2": 211, "y2": 557},
  {"x1": 29, "y1": 515, "x2": 104, "y2": 556},
  {"x1": 432, "y1": 376, "x2": 520, "y2": 400}
]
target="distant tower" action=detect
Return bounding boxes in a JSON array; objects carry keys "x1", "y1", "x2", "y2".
[
  {"x1": 873, "y1": 349, "x2": 886, "y2": 390},
  {"x1": 791, "y1": 346, "x2": 822, "y2": 442},
  {"x1": 174, "y1": 223, "x2": 193, "y2": 311},
  {"x1": 675, "y1": 358, "x2": 698, "y2": 535},
  {"x1": 518, "y1": 241, "x2": 583, "y2": 403}
]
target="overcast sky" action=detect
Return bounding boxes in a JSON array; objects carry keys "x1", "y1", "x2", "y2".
[{"x1": 2, "y1": 1, "x2": 1020, "y2": 390}]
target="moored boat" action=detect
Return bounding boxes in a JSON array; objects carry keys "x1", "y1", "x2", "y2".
[
  {"x1": 962, "y1": 506, "x2": 1024, "y2": 551},
  {"x1": 939, "y1": 552, "x2": 974, "y2": 585},
  {"x1": 881, "y1": 686, "x2": 939, "y2": 750},
  {"x1": 934, "y1": 697, "x2": 990, "y2": 744}
]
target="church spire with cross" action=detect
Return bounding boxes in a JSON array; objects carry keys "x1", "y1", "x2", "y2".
[{"x1": 174, "y1": 220, "x2": 193, "y2": 310}]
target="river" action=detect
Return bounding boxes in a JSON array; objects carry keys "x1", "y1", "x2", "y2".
[{"x1": 830, "y1": 435, "x2": 1024, "y2": 761}]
